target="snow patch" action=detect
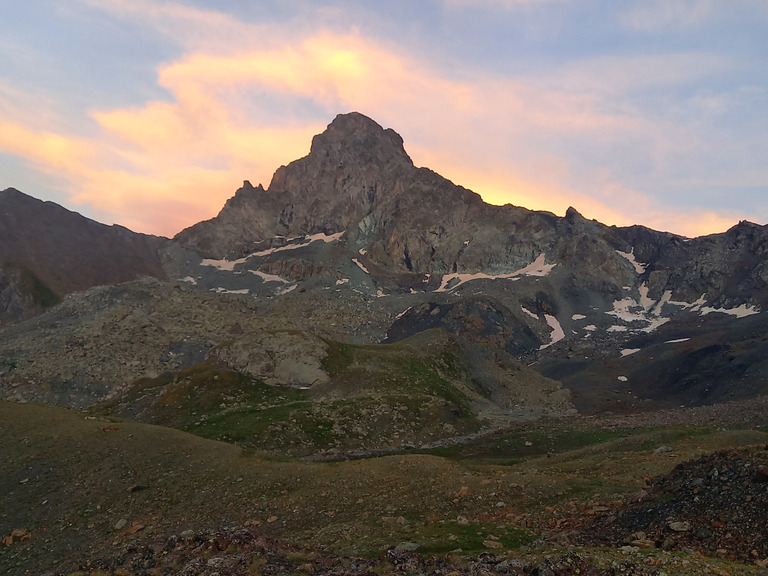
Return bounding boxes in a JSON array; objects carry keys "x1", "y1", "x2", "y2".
[
  {"x1": 608, "y1": 298, "x2": 640, "y2": 323},
  {"x1": 200, "y1": 232, "x2": 344, "y2": 271},
  {"x1": 178, "y1": 276, "x2": 197, "y2": 284},
  {"x1": 616, "y1": 248, "x2": 647, "y2": 274},
  {"x1": 212, "y1": 287, "x2": 249, "y2": 295},
  {"x1": 571, "y1": 314, "x2": 586, "y2": 321},
  {"x1": 666, "y1": 338, "x2": 690, "y2": 344},
  {"x1": 608, "y1": 325, "x2": 628, "y2": 332},
  {"x1": 251, "y1": 231, "x2": 345, "y2": 257},
  {"x1": 251, "y1": 270, "x2": 291, "y2": 284},
  {"x1": 201, "y1": 256, "x2": 249, "y2": 272},
  {"x1": 700, "y1": 303, "x2": 760, "y2": 318},
  {"x1": 435, "y1": 253, "x2": 555, "y2": 292},
  {"x1": 638, "y1": 284, "x2": 654, "y2": 310},
  {"x1": 395, "y1": 307, "x2": 412, "y2": 320},
  {"x1": 621, "y1": 348, "x2": 641, "y2": 357},
  {"x1": 539, "y1": 314, "x2": 565, "y2": 350},
  {"x1": 607, "y1": 283, "x2": 671, "y2": 333},
  {"x1": 352, "y1": 258, "x2": 370, "y2": 274},
  {"x1": 521, "y1": 306, "x2": 539, "y2": 320},
  {"x1": 584, "y1": 325, "x2": 597, "y2": 332},
  {"x1": 276, "y1": 285, "x2": 297, "y2": 295},
  {"x1": 643, "y1": 317, "x2": 670, "y2": 332},
  {"x1": 336, "y1": 278, "x2": 349, "y2": 285},
  {"x1": 617, "y1": 376, "x2": 628, "y2": 382}
]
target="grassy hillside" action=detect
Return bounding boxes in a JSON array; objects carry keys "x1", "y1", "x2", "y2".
[
  {"x1": 3, "y1": 401, "x2": 768, "y2": 575},
  {"x1": 96, "y1": 335, "x2": 490, "y2": 457}
]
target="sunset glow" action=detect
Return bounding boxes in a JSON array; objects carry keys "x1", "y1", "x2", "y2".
[{"x1": 1, "y1": 1, "x2": 766, "y2": 237}]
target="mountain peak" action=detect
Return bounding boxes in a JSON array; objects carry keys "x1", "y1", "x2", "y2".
[{"x1": 309, "y1": 112, "x2": 412, "y2": 165}]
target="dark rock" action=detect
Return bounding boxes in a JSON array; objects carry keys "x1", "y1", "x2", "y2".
[{"x1": 754, "y1": 464, "x2": 768, "y2": 483}]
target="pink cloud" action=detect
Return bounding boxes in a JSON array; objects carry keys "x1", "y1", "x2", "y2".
[{"x1": 0, "y1": 3, "x2": 757, "y2": 237}]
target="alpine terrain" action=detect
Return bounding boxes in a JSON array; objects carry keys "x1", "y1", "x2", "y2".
[{"x1": 2, "y1": 112, "x2": 768, "y2": 575}]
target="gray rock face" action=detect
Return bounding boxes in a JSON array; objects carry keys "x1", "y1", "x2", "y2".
[
  {"x1": 176, "y1": 113, "x2": 559, "y2": 277},
  {"x1": 208, "y1": 330, "x2": 329, "y2": 387},
  {"x1": 175, "y1": 112, "x2": 414, "y2": 259}
]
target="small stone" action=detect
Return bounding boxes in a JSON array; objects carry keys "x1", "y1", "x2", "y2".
[
  {"x1": 10, "y1": 529, "x2": 29, "y2": 540},
  {"x1": 455, "y1": 486, "x2": 471, "y2": 498},
  {"x1": 395, "y1": 542, "x2": 419, "y2": 552},
  {"x1": 125, "y1": 522, "x2": 144, "y2": 534},
  {"x1": 483, "y1": 540, "x2": 504, "y2": 549},
  {"x1": 668, "y1": 521, "x2": 690, "y2": 532},
  {"x1": 114, "y1": 518, "x2": 128, "y2": 531},
  {"x1": 180, "y1": 530, "x2": 195, "y2": 538},
  {"x1": 126, "y1": 484, "x2": 146, "y2": 493},
  {"x1": 654, "y1": 446, "x2": 674, "y2": 454},
  {"x1": 506, "y1": 559, "x2": 532, "y2": 571},
  {"x1": 266, "y1": 515, "x2": 278, "y2": 523}
]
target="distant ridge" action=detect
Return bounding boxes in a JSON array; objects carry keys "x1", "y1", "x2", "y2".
[{"x1": 0, "y1": 187, "x2": 167, "y2": 323}]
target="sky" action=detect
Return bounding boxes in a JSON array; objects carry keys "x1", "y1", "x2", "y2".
[{"x1": 1, "y1": 0, "x2": 767, "y2": 238}]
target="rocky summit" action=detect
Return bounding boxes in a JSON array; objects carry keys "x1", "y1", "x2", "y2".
[{"x1": 2, "y1": 112, "x2": 768, "y2": 575}]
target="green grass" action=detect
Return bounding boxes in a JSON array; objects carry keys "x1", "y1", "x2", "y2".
[
  {"x1": 4, "y1": 401, "x2": 768, "y2": 575},
  {"x1": 399, "y1": 521, "x2": 536, "y2": 555},
  {"x1": 320, "y1": 339, "x2": 355, "y2": 376},
  {"x1": 98, "y1": 336, "x2": 486, "y2": 456},
  {"x1": 415, "y1": 425, "x2": 636, "y2": 464}
]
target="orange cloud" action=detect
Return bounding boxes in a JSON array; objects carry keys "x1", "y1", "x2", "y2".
[
  {"x1": 0, "y1": 13, "x2": 753, "y2": 238},
  {"x1": 0, "y1": 121, "x2": 93, "y2": 172}
]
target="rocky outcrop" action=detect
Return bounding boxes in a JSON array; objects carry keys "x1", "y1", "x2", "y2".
[
  {"x1": 0, "y1": 264, "x2": 60, "y2": 325},
  {"x1": 176, "y1": 113, "x2": 560, "y2": 276},
  {"x1": 175, "y1": 113, "x2": 414, "y2": 258},
  {"x1": 208, "y1": 330, "x2": 330, "y2": 387}
]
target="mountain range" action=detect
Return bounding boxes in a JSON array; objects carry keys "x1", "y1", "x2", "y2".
[
  {"x1": 3, "y1": 112, "x2": 768, "y2": 575},
  {"x1": 2, "y1": 111, "x2": 766, "y2": 423}
]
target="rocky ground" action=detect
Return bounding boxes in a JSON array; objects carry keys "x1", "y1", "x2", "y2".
[
  {"x1": 60, "y1": 527, "x2": 765, "y2": 576},
  {"x1": 576, "y1": 446, "x2": 768, "y2": 563},
  {"x1": 4, "y1": 399, "x2": 768, "y2": 575}
]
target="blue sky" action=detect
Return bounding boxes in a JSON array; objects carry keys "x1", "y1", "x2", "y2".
[{"x1": 1, "y1": 0, "x2": 766, "y2": 237}]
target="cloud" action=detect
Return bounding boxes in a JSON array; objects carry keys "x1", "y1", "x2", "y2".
[{"x1": 0, "y1": 0, "x2": 760, "y2": 238}]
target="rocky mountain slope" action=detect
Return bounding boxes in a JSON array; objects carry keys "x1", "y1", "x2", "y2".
[
  {"x1": 2, "y1": 111, "x2": 767, "y2": 428},
  {"x1": 170, "y1": 112, "x2": 768, "y2": 411},
  {"x1": 0, "y1": 188, "x2": 168, "y2": 325},
  {"x1": 3, "y1": 112, "x2": 768, "y2": 575}
]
